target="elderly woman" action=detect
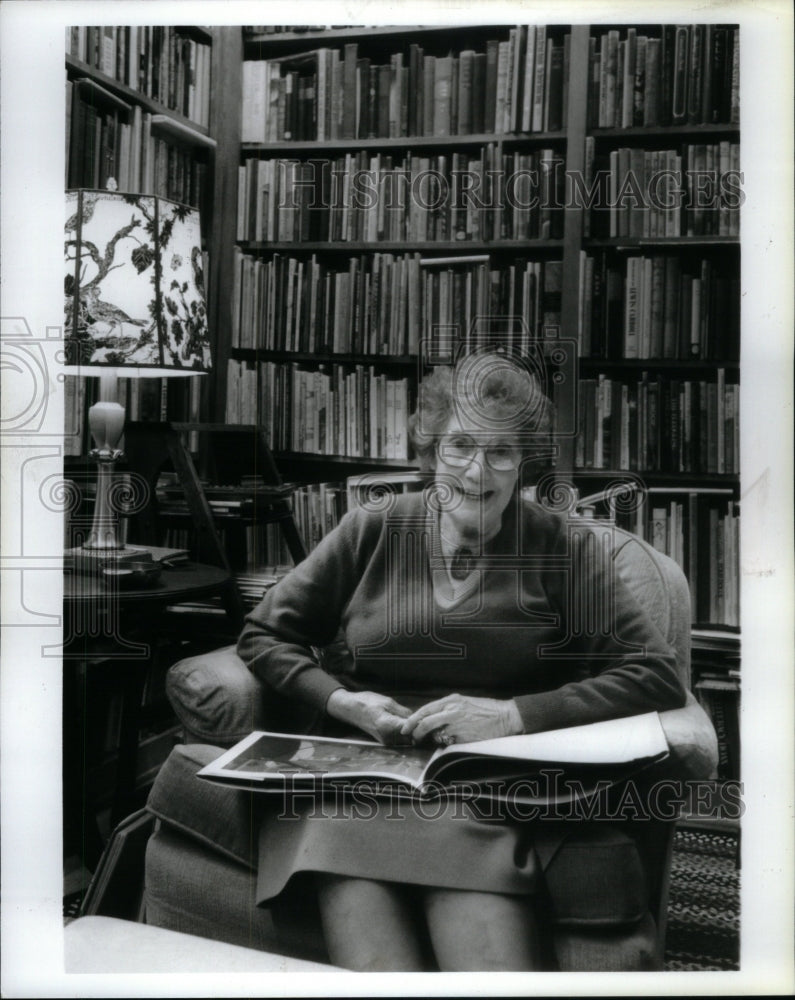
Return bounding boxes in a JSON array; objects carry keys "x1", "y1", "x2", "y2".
[{"x1": 237, "y1": 351, "x2": 685, "y2": 971}]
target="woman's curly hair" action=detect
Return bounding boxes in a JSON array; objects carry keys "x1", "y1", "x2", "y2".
[{"x1": 407, "y1": 352, "x2": 554, "y2": 471}]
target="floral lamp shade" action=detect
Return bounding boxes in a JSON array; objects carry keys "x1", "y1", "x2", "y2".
[{"x1": 64, "y1": 190, "x2": 212, "y2": 374}]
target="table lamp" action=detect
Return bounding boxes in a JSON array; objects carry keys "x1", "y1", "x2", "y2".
[{"x1": 64, "y1": 188, "x2": 212, "y2": 566}]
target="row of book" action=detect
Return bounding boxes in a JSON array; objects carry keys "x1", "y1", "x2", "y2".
[
  {"x1": 290, "y1": 480, "x2": 349, "y2": 552},
  {"x1": 66, "y1": 25, "x2": 212, "y2": 127},
  {"x1": 236, "y1": 148, "x2": 565, "y2": 244},
  {"x1": 226, "y1": 360, "x2": 412, "y2": 460},
  {"x1": 618, "y1": 493, "x2": 740, "y2": 628},
  {"x1": 66, "y1": 80, "x2": 210, "y2": 207},
  {"x1": 588, "y1": 25, "x2": 739, "y2": 130},
  {"x1": 230, "y1": 249, "x2": 562, "y2": 356},
  {"x1": 241, "y1": 27, "x2": 571, "y2": 143},
  {"x1": 578, "y1": 252, "x2": 740, "y2": 361},
  {"x1": 291, "y1": 472, "x2": 425, "y2": 553},
  {"x1": 575, "y1": 372, "x2": 739, "y2": 475},
  {"x1": 585, "y1": 142, "x2": 741, "y2": 239}
]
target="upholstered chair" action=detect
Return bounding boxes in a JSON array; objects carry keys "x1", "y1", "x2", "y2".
[{"x1": 143, "y1": 524, "x2": 717, "y2": 970}]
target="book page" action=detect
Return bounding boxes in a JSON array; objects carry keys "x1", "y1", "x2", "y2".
[
  {"x1": 199, "y1": 730, "x2": 434, "y2": 787},
  {"x1": 441, "y1": 712, "x2": 668, "y2": 766}
]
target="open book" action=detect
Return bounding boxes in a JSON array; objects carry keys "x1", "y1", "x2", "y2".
[{"x1": 197, "y1": 712, "x2": 669, "y2": 804}]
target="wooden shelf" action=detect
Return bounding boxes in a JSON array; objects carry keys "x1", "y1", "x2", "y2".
[
  {"x1": 231, "y1": 348, "x2": 418, "y2": 367},
  {"x1": 691, "y1": 626, "x2": 741, "y2": 651},
  {"x1": 572, "y1": 470, "x2": 740, "y2": 488},
  {"x1": 242, "y1": 131, "x2": 566, "y2": 154},
  {"x1": 65, "y1": 54, "x2": 212, "y2": 136},
  {"x1": 238, "y1": 239, "x2": 565, "y2": 254},
  {"x1": 72, "y1": 76, "x2": 132, "y2": 114},
  {"x1": 584, "y1": 236, "x2": 740, "y2": 250},
  {"x1": 579, "y1": 357, "x2": 740, "y2": 372},
  {"x1": 150, "y1": 114, "x2": 217, "y2": 149},
  {"x1": 274, "y1": 451, "x2": 418, "y2": 469},
  {"x1": 590, "y1": 123, "x2": 740, "y2": 141},
  {"x1": 243, "y1": 24, "x2": 513, "y2": 50}
]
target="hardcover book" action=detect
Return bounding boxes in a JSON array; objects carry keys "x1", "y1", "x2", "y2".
[{"x1": 197, "y1": 712, "x2": 670, "y2": 805}]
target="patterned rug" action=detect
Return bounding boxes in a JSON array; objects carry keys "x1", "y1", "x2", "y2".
[{"x1": 664, "y1": 827, "x2": 740, "y2": 971}]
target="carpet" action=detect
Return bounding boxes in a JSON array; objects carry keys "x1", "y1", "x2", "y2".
[{"x1": 664, "y1": 826, "x2": 740, "y2": 971}]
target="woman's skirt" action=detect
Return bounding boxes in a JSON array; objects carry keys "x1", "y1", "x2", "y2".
[{"x1": 255, "y1": 789, "x2": 542, "y2": 904}]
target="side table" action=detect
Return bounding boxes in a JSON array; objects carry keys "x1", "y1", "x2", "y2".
[{"x1": 63, "y1": 561, "x2": 233, "y2": 865}]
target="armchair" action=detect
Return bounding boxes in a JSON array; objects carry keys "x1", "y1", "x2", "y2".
[{"x1": 142, "y1": 523, "x2": 718, "y2": 970}]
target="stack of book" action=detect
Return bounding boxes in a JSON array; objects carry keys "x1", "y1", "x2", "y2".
[
  {"x1": 288, "y1": 482, "x2": 348, "y2": 552},
  {"x1": 230, "y1": 251, "x2": 562, "y2": 356},
  {"x1": 261, "y1": 361, "x2": 412, "y2": 460},
  {"x1": 232, "y1": 250, "x2": 422, "y2": 355},
  {"x1": 236, "y1": 147, "x2": 565, "y2": 243},
  {"x1": 583, "y1": 142, "x2": 740, "y2": 240},
  {"x1": 241, "y1": 28, "x2": 571, "y2": 142},
  {"x1": 66, "y1": 80, "x2": 211, "y2": 201},
  {"x1": 66, "y1": 25, "x2": 212, "y2": 126},
  {"x1": 577, "y1": 252, "x2": 740, "y2": 361},
  {"x1": 587, "y1": 24, "x2": 739, "y2": 129},
  {"x1": 574, "y1": 371, "x2": 740, "y2": 475}
]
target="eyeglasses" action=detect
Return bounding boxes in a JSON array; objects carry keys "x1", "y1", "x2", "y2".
[{"x1": 437, "y1": 433, "x2": 522, "y2": 472}]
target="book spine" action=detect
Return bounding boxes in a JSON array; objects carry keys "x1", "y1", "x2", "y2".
[
  {"x1": 342, "y1": 43, "x2": 358, "y2": 139},
  {"x1": 458, "y1": 50, "x2": 474, "y2": 135},
  {"x1": 688, "y1": 25, "x2": 705, "y2": 125},
  {"x1": 624, "y1": 256, "x2": 640, "y2": 359},
  {"x1": 546, "y1": 42, "x2": 564, "y2": 131},
  {"x1": 484, "y1": 41, "x2": 498, "y2": 133},
  {"x1": 671, "y1": 25, "x2": 689, "y2": 123},
  {"x1": 531, "y1": 27, "x2": 546, "y2": 132}
]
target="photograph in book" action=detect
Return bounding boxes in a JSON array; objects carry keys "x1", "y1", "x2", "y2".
[{"x1": 197, "y1": 712, "x2": 670, "y2": 802}]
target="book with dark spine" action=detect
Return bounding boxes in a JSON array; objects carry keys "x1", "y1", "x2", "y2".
[
  {"x1": 687, "y1": 24, "x2": 705, "y2": 124},
  {"x1": 484, "y1": 40, "x2": 498, "y2": 132},
  {"x1": 341, "y1": 43, "x2": 358, "y2": 139}
]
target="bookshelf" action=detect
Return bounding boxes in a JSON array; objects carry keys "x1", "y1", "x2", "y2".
[
  {"x1": 218, "y1": 21, "x2": 740, "y2": 605},
  {"x1": 64, "y1": 27, "x2": 741, "y2": 624},
  {"x1": 571, "y1": 24, "x2": 740, "y2": 643},
  {"x1": 572, "y1": 24, "x2": 742, "y2": 783},
  {"x1": 224, "y1": 24, "x2": 575, "y2": 482}
]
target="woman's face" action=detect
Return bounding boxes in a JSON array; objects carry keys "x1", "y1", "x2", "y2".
[{"x1": 434, "y1": 414, "x2": 520, "y2": 541}]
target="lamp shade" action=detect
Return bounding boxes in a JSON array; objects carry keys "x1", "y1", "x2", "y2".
[{"x1": 64, "y1": 190, "x2": 212, "y2": 375}]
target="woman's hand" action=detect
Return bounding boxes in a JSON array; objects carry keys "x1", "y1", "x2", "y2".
[
  {"x1": 326, "y1": 689, "x2": 413, "y2": 745},
  {"x1": 399, "y1": 694, "x2": 524, "y2": 746}
]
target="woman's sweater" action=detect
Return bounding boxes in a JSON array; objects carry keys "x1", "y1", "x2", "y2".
[{"x1": 237, "y1": 492, "x2": 686, "y2": 735}]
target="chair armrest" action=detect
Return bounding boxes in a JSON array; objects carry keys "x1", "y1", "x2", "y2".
[
  {"x1": 166, "y1": 645, "x2": 269, "y2": 747},
  {"x1": 166, "y1": 645, "x2": 322, "y2": 745},
  {"x1": 658, "y1": 691, "x2": 719, "y2": 780}
]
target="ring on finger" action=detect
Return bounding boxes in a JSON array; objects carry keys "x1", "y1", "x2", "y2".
[{"x1": 434, "y1": 728, "x2": 456, "y2": 747}]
